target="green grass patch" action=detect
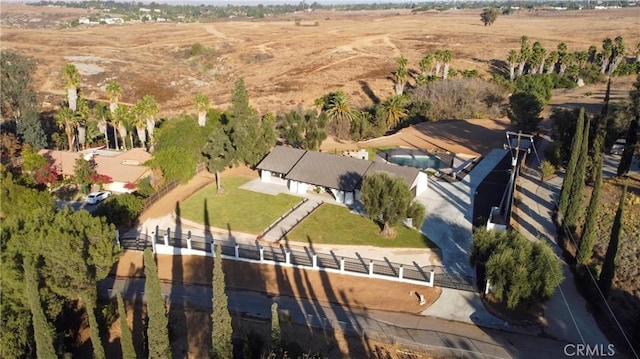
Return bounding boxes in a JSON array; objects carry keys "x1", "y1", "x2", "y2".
[
  {"x1": 287, "y1": 204, "x2": 437, "y2": 249},
  {"x1": 180, "y1": 176, "x2": 300, "y2": 234}
]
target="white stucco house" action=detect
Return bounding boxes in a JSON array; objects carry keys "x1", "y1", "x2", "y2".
[{"x1": 256, "y1": 146, "x2": 428, "y2": 205}]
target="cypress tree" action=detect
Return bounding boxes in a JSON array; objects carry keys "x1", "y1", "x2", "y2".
[
  {"x1": 85, "y1": 298, "x2": 106, "y2": 359},
  {"x1": 616, "y1": 116, "x2": 638, "y2": 177},
  {"x1": 587, "y1": 115, "x2": 609, "y2": 185},
  {"x1": 143, "y1": 248, "x2": 171, "y2": 359},
  {"x1": 270, "y1": 303, "x2": 281, "y2": 354},
  {"x1": 211, "y1": 244, "x2": 233, "y2": 359},
  {"x1": 565, "y1": 116, "x2": 591, "y2": 228},
  {"x1": 598, "y1": 184, "x2": 627, "y2": 298},
  {"x1": 23, "y1": 258, "x2": 57, "y2": 359},
  {"x1": 558, "y1": 108, "x2": 585, "y2": 217},
  {"x1": 577, "y1": 154, "x2": 603, "y2": 266},
  {"x1": 617, "y1": 75, "x2": 640, "y2": 176},
  {"x1": 117, "y1": 291, "x2": 137, "y2": 359}
]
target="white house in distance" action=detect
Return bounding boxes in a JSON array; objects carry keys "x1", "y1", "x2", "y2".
[
  {"x1": 256, "y1": 146, "x2": 428, "y2": 205},
  {"x1": 38, "y1": 147, "x2": 152, "y2": 193}
]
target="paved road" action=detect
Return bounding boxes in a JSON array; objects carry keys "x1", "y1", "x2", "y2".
[
  {"x1": 99, "y1": 277, "x2": 575, "y2": 359},
  {"x1": 513, "y1": 137, "x2": 617, "y2": 350}
]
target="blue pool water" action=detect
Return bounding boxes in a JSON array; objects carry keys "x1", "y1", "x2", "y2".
[{"x1": 388, "y1": 155, "x2": 442, "y2": 170}]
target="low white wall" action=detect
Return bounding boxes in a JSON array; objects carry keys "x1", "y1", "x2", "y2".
[
  {"x1": 413, "y1": 172, "x2": 428, "y2": 196},
  {"x1": 155, "y1": 243, "x2": 211, "y2": 257}
]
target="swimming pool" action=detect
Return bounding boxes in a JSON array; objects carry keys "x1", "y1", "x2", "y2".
[{"x1": 387, "y1": 154, "x2": 442, "y2": 170}]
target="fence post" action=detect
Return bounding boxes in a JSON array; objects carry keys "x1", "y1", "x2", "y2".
[
  {"x1": 154, "y1": 225, "x2": 159, "y2": 245},
  {"x1": 369, "y1": 260, "x2": 374, "y2": 276},
  {"x1": 187, "y1": 231, "x2": 192, "y2": 250},
  {"x1": 115, "y1": 230, "x2": 120, "y2": 247},
  {"x1": 312, "y1": 253, "x2": 317, "y2": 269},
  {"x1": 163, "y1": 234, "x2": 169, "y2": 246},
  {"x1": 398, "y1": 265, "x2": 404, "y2": 281},
  {"x1": 285, "y1": 250, "x2": 291, "y2": 265},
  {"x1": 340, "y1": 257, "x2": 345, "y2": 273},
  {"x1": 259, "y1": 246, "x2": 264, "y2": 262},
  {"x1": 235, "y1": 244, "x2": 239, "y2": 259},
  {"x1": 485, "y1": 279, "x2": 491, "y2": 294},
  {"x1": 429, "y1": 270, "x2": 435, "y2": 287}
]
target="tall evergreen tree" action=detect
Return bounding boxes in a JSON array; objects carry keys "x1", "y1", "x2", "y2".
[
  {"x1": 616, "y1": 116, "x2": 638, "y2": 177},
  {"x1": 86, "y1": 298, "x2": 106, "y2": 359},
  {"x1": 23, "y1": 258, "x2": 57, "y2": 359},
  {"x1": 117, "y1": 291, "x2": 137, "y2": 359},
  {"x1": 577, "y1": 155, "x2": 603, "y2": 266},
  {"x1": 143, "y1": 248, "x2": 171, "y2": 359},
  {"x1": 565, "y1": 117, "x2": 591, "y2": 229},
  {"x1": 598, "y1": 184, "x2": 627, "y2": 298},
  {"x1": 1, "y1": 52, "x2": 47, "y2": 149},
  {"x1": 211, "y1": 244, "x2": 233, "y2": 359},
  {"x1": 270, "y1": 303, "x2": 281, "y2": 354},
  {"x1": 558, "y1": 108, "x2": 586, "y2": 217},
  {"x1": 618, "y1": 75, "x2": 640, "y2": 176}
]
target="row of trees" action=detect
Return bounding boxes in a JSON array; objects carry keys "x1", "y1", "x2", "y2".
[
  {"x1": 557, "y1": 75, "x2": 639, "y2": 300},
  {"x1": 59, "y1": 64, "x2": 160, "y2": 153},
  {"x1": 506, "y1": 35, "x2": 637, "y2": 82}
]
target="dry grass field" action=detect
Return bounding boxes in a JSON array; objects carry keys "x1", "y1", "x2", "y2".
[{"x1": 1, "y1": 4, "x2": 639, "y2": 118}]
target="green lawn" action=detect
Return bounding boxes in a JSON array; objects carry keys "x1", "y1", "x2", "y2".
[
  {"x1": 287, "y1": 204, "x2": 437, "y2": 248},
  {"x1": 180, "y1": 176, "x2": 301, "y2": 234}
]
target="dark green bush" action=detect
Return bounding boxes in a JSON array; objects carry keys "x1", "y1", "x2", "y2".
[{"x1": 92, "y1": 193, "x2": 145, "y2": 228}]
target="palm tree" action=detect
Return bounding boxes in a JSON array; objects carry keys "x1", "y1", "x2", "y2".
[
  {"x1": 530, "y1": 42, "x2": 546, "y2": 75},
  {"x1": 75, "y1": 97, "x2": 91, "y2": 151},
  {"x1": 635, "y1": 42, "x2": 640, "y2": 63},
  {"x1": 507, "y1": 50, "x2": 519, "y2": 81},
  {"x1": 132, "y1": 101, "x2": 147, "y2": 151},
  {"x1": 393, "y1": 55, "x2": 409, "y2": 95},
  {"x1": 609, "y1": 36, "x2": 625, "y2": 75},
  {"x1": 559, "y1": 52, "x2": 575, "y2": 75},
  {"x1": 600, "y1": 38, "x2": 613, "y2": 74},
  {"x1": 112, "y1": 105, "x2": 131, "y2": 151},
  {"x1": 325, "y1": 91, "x2": 356, "y2": 140},
  {"x1": 441, "y1": 50, "x2": 453, "y2": 80},
  {"x1": 62, "y1": 64, "x2": 80, "y2": 112},
  {"x1": 545, "y1": 51, "x2": 559, "y2": 74},
  {"x1": 518, "y1": 36, "x2": 531, "y2": 76},
  {"x1": 141, "y1": 95, "x2": 159, "y2": 152},
  {"x1": 588, "y1": 45, "x2": 598, "y2": 63},
  {"x1": 95, "y1": 103, "x2": 109, "y2": 148},
  {"x1": 194, "y1": 93, "x2": 209, "y2": 127},
  {"x1": 313, "y1": 97, "x2": 325, "y2": 117},
  {"x1": 574, "y1": 51, "x2": 588, "y2": 70},
  {"x1": 381, "y1": 95, "x2": 407, "y2": 129},
  {"x1": 434, "y1": 50, "x2": 443, "y2": 77},
  {"x1": 54, "y1": 107, "x2": 78, "y2": 151},
  {"x1": 84, "y1": 120, "x2": 102, "y2": 148},
  {"x1": 419, "y1": 54, "x2": 435, "y2": 77},
  {"x1": 105, "y1": 81, "x2": 122, "y2": 114}
]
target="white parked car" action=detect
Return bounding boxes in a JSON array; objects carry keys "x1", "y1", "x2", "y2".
[
  {"x1": 610, "y1": 139, "x2": 626, "y2": 155},
  {"x1": 86, "y1": 191, "x2": 111, "y2": 204}
]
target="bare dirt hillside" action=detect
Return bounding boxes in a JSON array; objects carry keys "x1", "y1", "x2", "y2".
[{"x1": 1, "y1": 4, "x2": 638, "y2": 117}]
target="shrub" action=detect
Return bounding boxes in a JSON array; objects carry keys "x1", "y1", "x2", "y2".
[
  {"x1": 579, "y1": 64, "x2": 605, "y2": 85},
  {"x1": 135, "y1": 176, "x2": 154, "y2": 198},
  {"x1": 408, "y1": 78, "x2": 506, "y2": 121},
  {"x1": 540, "y1": 160, "x2": 556, "y2": 181},
  {"x1": 92, "y1": 193, "x2": 145, "y2": 228}
]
